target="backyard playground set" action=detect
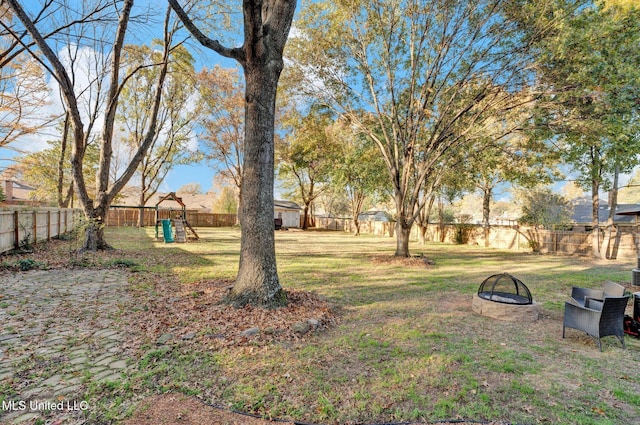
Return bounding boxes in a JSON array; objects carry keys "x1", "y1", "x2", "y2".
[{"x1": 152, "y1": 192, "x2": 199, "y2": 243}]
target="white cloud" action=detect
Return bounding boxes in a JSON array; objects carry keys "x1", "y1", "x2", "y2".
[{"x1": 5, "y1": 44, "x2": 108, "y2": 155}]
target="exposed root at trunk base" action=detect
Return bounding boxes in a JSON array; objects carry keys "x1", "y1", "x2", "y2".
[
  {"x1": 78, "y1": 242, "x2": 115, "y2": 253},
  {"x1": 225, "y1": 286, "x2": 289, "y2": 309}
]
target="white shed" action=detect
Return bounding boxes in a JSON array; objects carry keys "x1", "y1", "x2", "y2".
[{"x1": 274, "y1": 200, "x2": 301, "y2": 228}]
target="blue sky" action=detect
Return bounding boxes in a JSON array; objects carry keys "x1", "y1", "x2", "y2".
[
  {"x1": 6, "y1": 1, "x2": 629, "y2": 203},
  {"x1": 1, "y1": 1, "x2": 311, "y2": 198}
]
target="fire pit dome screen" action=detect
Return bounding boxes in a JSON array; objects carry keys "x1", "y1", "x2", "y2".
[{"x1": 477, "y1": 273, "x2": 532, "y2": 305}]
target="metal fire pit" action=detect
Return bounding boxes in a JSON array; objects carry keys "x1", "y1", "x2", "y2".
[
  {"x1": 472, "y1": 273, "x2": 540, "y2": 321},
  {"x1": 477, "y1": 272, "x2": 532, "y2": 305}
]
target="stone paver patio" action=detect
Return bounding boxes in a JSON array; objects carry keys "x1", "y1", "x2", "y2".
[{"x1": 0, "y1": 269, "x2": 131, "y2": 424}]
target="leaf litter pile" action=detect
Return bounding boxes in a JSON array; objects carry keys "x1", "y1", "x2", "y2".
[{"x1": 127, "y1": 274, "x2": 341, "y2": 351}]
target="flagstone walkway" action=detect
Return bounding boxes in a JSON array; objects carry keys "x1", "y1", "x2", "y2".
[{"x1": 0, "y1": 269, "x2": 131, "y2": 424}]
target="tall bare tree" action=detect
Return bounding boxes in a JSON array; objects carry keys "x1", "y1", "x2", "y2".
[
  {"x1": 531, "y1": 1, "x2": 640, "y2": 257},
  {"x1": 169, "y1": 0, "x2": 296, "y2": 307},
  {"x1": 290, "y1": 0, "x2": 542, "y2": 257},
  {"x1": 3, "y1": 0, "x2": 178, "y2": 250},
  {"x1": 326, "y1": 116, "x2": 387, "y2": 236},
  {"x1": 277, "y1": 106, "x2": 339, "y2": 229},
  {"x1": 118, "y1": 43, "x2": 200, "y2": 227},
  {"x1": 0, "y1": 4, "x2": 54, "y2": 152},
  {"x1": 197, "y1": 66, "x2": 245, "y2": 214}
]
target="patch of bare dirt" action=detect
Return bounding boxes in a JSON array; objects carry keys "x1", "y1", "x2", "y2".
[
  {"x1": 123, "y1": 393, "x2": 507, "y2": 425},
  {"x1": 123, "y1": 393, "x2": 294, "y2": 425},
  {"x1": 371, "y1": 254, "x2": 435, "y2": 268}
]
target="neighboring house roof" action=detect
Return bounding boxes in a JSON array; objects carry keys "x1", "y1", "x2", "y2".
[
  {"x1": 274, "y1": 200, "x2": 301, "y2": 210},
  {"x1": 613, "y1": 205, "x2": 640, "y2": 224},
  {"x1": 358, "y1": 210, "x2": 390, "y2": 222},
  {"x1": 572, "y1": 203, "x2": 605, "y2": 224},
  {"x1": 115, "y1": 191, "x2": 214, "y2": 212},
  {"x1": 572, "y1": 203, "x2": 640, "y2": 224},
  {"x1": 10, "y1": 181, "x2": 35, "y2": 191},
  {"x1": 614, "y1": 205, "x2": 640, "y2": 216},
  {"x1": 179, "y1": 194, "x2": 215, "y2": 211},
  {"x1": 1, "y1": 179, "x2": 36, "y2": 202}
]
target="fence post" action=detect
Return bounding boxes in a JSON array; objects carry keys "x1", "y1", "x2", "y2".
[
  {"x1": 13, "y1": 210, "x2": 19, "y2": 249},
  {"x1": 47, "y1": 211, "x2": 51, "y2": 240},
  {"x1": 33, "y1": 211, "x2": 37, "y2": 243}
]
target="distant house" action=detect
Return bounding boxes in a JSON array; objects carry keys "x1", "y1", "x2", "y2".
[
  {"x1": 274, "y1": 200, "x2": 301, "y2": 228},
  {"x1": 614, "y1": 205, "x2": 640, "y2": 225},
  {"x1": 0, "y1": 180, "x2": 37, "y2": 206},
  {"x1": 571, "y1": 202, "x2": 640, "y2": 229}
]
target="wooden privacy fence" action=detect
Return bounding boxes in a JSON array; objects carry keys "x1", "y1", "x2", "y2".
[
  {"x1": 105, "y1": 207, "x2": 237, "y2": 228},
  {"x1": 314, "y1": 216, "x2": 640, "y2": 259},
  {"x1": 0, "y1": 208, "x2": 82, "y2": 254},
  {"x1": 181, "y1": 211, "x2": 237, "y2": 227}
]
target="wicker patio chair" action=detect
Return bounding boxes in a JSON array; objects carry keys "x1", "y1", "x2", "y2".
[
  {"x1": 570, "y1": 281, "x2": 625, "y2": 307},
  {"x1": 563, "y1": 295, "x2": 629, "y2": 351}
]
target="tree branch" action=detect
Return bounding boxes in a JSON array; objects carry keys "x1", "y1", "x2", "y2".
[{"x1": 167, "y1": 0, "x2": 245, "y2": 63}]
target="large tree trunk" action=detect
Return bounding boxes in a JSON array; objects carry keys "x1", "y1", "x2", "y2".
[
  {"x1": 169, "y1": 0, "x2": 295, "y2": 307},
  {"x1": 395, "y1": 220, "x2": 412, "y2": 257},
  {"x1": 226, "y1": 59, "x2": 286, "y2": 308},
  {"x1": 81, "y1": 205, "x2": 111, "y2": 251}
]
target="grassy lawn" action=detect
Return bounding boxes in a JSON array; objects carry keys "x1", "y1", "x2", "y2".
[{"x1": 46, "y1": 227, "x2": 640, "y2": 423}]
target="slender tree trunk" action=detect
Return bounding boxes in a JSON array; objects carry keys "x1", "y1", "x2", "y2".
[
  {"x1": 483, "y1": 187, "x2": 492, "y2": 247},
  {"x1": 350, "y1": 191, "x2": 365, "y2": 236},
  {"x1": 353, "y1": 213, "x2": 361, "y2": 236},
  {"x1": 302, "y1": 204, "x2": 310, "y2": 229},
  {"x1": 591, "y1": 178, "x2": 601, "y2": 258},
  {"x1": 603, "y1": 165, "x2": 620, "y2": 259},
  {"x1": 57, "y1": 112, "x2": 70, "y2": 208},
  {"x1": 62, "y1": 182, "x2": 73, "y2": 208},
  {"x1": 138, "y1": 184, "x2": 146, "y2": 228},
  {"x1": 437, "y1": 195, "x2": 447, "y2": 243},
  {"x1": 418, "y1": 193, "x2": 435, "y2": 245},
  {"x1": 308, "y1": 203, "x2": 315, "y2": 227},
  {"x1": 236, "y1": 184, "x2": 242, "y2": 225},
  {"x1": 417, "y1": 225, "x2": 426, "y2": 245},
  {"x1": 137, "y1": 171, "x2": 151, "y2": 228}
]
